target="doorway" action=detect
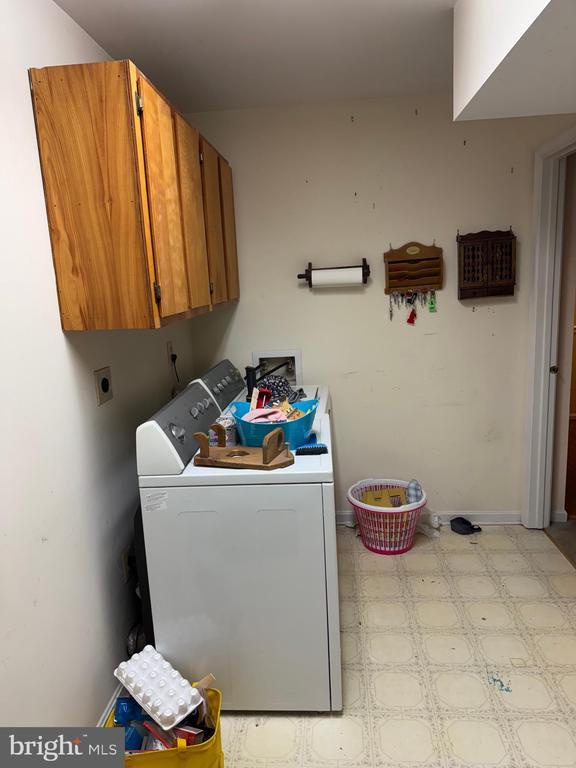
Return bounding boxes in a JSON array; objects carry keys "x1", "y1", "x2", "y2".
[
  {"x1": 566, "y1": 325, "x2": 576, "y2": 518},
  {"x1": 550, "y1": 154, "x2": 576, "y2": 524},
  {"x1": 526, "y1": 127, "x2": 576, "y2": 530},
  {"x1": 566, "y1": 303, "x2": 576, "y2": 518}
]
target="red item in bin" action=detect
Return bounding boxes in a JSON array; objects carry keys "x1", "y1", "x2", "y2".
[
  {"x1": 173, "y1": 726, "x2": 204, "y2": 745},
  {"x1": 256, "y1": 388, "x2": 272, "y2": 408},
  {"x1": 142, "y1": 721, "x2": 174, "y2": 750}
]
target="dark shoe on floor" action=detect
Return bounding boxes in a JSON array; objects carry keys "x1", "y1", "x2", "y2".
[{"x1": 450, "y1": 516, "x2": 482, "y2": 535}]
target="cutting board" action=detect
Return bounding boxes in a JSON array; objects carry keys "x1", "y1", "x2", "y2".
[{"x1": 193, "y1": 425, "x2": 294, "y2": 470}]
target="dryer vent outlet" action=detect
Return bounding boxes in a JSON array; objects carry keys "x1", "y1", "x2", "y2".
[{"x1": 94, "y1": 366, "x2": 113, "y2": 405}]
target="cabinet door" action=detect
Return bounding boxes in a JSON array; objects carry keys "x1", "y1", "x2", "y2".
[
  {"x1": 30, "y1": 61, "x2": 153, "y2": 330},
  {"x1": 173, "y1": 115, "x2": 211, "y2": 311},
  {"x1": 200, "y1": 138, "x2": 228, "y2": 304},
  {"x1": 458, "y1": 241, "x2": 487, "y2": 299},
  {"x1": 138, "y1": 76, "x2": 190, "y2": 317},
  {"x1": 219, "y1": 157, "x2": 240, "y2": 301},
  {"x1": 487, "y1": 238, "x2": 516, "y2": 295}
]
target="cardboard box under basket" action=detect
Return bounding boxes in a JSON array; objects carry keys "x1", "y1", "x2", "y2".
[{"x1": 361, "y1": 487, "x2": 407, "y2": 508}]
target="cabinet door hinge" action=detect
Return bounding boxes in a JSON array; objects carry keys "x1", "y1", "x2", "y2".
[
  {"x1": 135, "y1": 92, "x2": 143, "y2": 116},
  {"x1": 209, "y1": 281, "x2": 214, "y2": 294},
  {"x1": 154, "y1": 282, "x2": 161, "y2": 303}
]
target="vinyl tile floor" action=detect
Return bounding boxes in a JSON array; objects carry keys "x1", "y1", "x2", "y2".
[{"x1": 220, "y1": 525, "x2": 576, "y2": 767}]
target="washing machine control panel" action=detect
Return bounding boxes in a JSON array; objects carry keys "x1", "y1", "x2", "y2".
[
  {"x1": 200, "y1": 359, "x2": 245, "y2": 410},
  {"x1": 137, "y1": 382, "x2": 219, "y2": 474}
]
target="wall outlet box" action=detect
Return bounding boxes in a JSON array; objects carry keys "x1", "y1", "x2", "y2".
[{"x1": 94, "y1": 366, "x2": 113, "y2": 405}]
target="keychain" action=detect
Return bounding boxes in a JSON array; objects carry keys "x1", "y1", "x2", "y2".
[
  {"x1": 406, "y1": 292, "x2": 417, "y2": 324},
  {"x1": 388, "y1": 289, "x2": 435, "y2": 321}
]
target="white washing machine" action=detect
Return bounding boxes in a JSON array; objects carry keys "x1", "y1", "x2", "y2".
[{"x1": 136, "y1": 360, "x2": 341, "y2": 711}]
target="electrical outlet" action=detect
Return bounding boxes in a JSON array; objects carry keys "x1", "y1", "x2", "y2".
[{"x1": 94, "y1": 366, "x2": 113, "y2": 405}]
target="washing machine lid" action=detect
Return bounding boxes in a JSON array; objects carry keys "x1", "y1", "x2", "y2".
[
  {"x1": 136, "y1": 351, "x2": 332, "y2": 479},
  {"x1": 139, "y1": 414, "x2": 334, "y2": 487}
]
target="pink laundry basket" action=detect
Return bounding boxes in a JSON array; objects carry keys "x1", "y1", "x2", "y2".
[{"x1": 347, "y1": 478, "x2": 427, "y2": 555}]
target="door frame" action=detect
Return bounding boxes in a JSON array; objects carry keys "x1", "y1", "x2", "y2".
[{"x1": 525, "y1": 125, "x2": 576, "y2": 528}]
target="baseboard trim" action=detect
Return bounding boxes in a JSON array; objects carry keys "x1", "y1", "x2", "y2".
[
  {"x1": 436, "y1": 511, "x2": 522, "y2": 525},
  {"x1": 336, "y1": 510, "x2": 522, "y2": 527},
  {"x1": 551, "y1": 508, "x2": 568, "y2": 523},
  {"x1": 336, "y1": 510, "x2": 356, "y2": 527},
  {"x1": 96, "y1": 683, "x2": 122, "y2": 727}
]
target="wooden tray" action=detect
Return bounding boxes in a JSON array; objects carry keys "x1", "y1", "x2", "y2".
[{"x1": 193, "y1": 424, "x2": 294, "y2": 470}]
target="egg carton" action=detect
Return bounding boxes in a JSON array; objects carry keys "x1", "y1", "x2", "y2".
[{"x1": 114, "y1": 645, "x2": 202, "y2": 730}]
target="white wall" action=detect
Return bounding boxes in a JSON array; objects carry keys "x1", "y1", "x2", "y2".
[
  {"x1": 453, "y1": 0, "x2": 551, "y2": 119},
  {"x1": 189, "y1": 96, "x2": 575, "y2": 515},
  {"x1": 0, "y1": 0, "x2": 199, "y2": 725}
]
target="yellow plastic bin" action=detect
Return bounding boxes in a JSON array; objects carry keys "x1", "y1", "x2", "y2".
[{"x1": 105, "y1": 688, "x2": 224, "y2": 768}]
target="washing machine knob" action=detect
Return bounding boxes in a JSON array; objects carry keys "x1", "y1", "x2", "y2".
[
  {"x1": 169, "y1": 423, "x2": 186, "y2": 442},
  {"x1": 225, "y1": 375, "x2": 232, "y2": 383},
  {"x1": 203, "y1": 398, "x2": 211, "y2": 408},
  {"x1": 190, "y1": 407, "x2": 199, "y2": 419},
  {"x1": 197, "y1": 401, "x2": 205, "y2": 413},
  {"x1": 221, "y1": 378, "x2": 228, "y2": 387}
]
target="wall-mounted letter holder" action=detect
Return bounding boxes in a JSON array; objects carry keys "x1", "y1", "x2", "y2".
[
  {"x1": 383, "y1": 242, "x2": 443, "y2": 294},
  {"x1": 297, "y1": 258, "x2": 370, "y2": 288},
  {"x1": 457, "y1": 229, "x2": 516, "y2": 299}
]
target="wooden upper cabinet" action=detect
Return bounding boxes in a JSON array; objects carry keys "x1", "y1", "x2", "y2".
[
  {"x1": 29, "y1": 60, "x2": 239, "y2": 331},
  {"x1": 29, "y1": 61, "x2": 155, "y2": 330},
  {"x1": 173, "y1": 115, "x2": 211, "y2": 311},
  {"x1": 219, "y1": 157, "x2": 240, "y2": 301},
  {"x1": 137, "y1": 75, "x2": 190, "y2": 318},
  {"x1": 200, "y1": 138, "x2": 228, "y2": 305}
]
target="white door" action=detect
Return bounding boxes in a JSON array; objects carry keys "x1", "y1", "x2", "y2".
[
  {"x1": 526, "y1": 142, "x2": 573, "y2": 528},
  {"x1": 141, "y1": 483, "x2": 331, "y2": 710}
]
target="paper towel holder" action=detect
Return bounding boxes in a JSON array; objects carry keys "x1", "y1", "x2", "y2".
[{"x1": 297, "y1": 258, "x2": 371, "y2": 288}]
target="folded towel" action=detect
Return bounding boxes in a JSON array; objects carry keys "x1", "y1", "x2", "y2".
[{"x1": 243, "y1": 408, "x2": 287, "y2": 423}]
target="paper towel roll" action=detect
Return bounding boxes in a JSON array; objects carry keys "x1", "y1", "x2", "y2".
[{"x1": 311, "y1": 267, "x2": 364, "y2": 287}]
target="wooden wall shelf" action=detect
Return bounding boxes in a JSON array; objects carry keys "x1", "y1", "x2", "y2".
[{"x1": 383, "y1": 242, "x2": 443, "y2": 295}]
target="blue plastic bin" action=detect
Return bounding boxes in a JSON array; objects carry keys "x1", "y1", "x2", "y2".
[{"x1": 230, "y1": 399, "x2": 318, "y2": 450}]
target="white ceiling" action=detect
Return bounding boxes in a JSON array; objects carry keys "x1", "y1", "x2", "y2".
[
  {"x1": 54, "y1": 0, "x2": 455, "y2": 112},
  {"x1": 456, "y1": 0, "x2": 576, "y2": 120}
]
